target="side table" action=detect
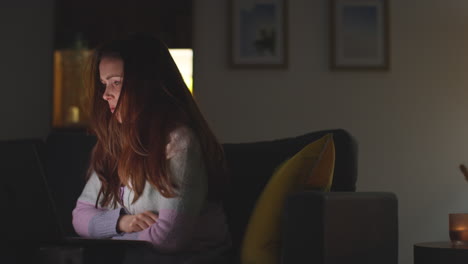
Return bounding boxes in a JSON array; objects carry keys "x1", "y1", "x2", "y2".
[{"x1": 414, "y1": 241, "x2": 468, "y2": 264}]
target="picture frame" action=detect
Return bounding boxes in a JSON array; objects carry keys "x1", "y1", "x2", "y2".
[
  {"x1": 229, "y1": 0, "x2": 288, "y2": 69},
  {"x1": 330, "y1": 0, "x2": 390, "y2": 70}
]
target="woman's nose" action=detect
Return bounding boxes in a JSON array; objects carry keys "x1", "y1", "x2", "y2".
[{"x1": 102, "y1": 87, "x2": 113, "y2": 101}]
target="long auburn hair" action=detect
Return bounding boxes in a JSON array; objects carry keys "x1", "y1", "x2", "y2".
[{"x1": 84, "y1": 34, "x2": 227, "y2": 208}]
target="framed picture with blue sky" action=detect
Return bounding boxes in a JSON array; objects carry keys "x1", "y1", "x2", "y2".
[
  {"x1": 229, "y1": 0, "x2": 288, "y2": 69},
  {"x1": 330, "y1": 0, "x2": 390, "y2": 70}
]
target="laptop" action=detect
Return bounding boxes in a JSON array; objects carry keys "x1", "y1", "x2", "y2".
[{"x1": 0, "y1": 139, "x2": 63, "y2": 242}]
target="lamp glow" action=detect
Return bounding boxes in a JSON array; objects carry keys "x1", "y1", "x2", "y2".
[{"x1": 169, "y1": 49, "x2": 193, "y2": 93}]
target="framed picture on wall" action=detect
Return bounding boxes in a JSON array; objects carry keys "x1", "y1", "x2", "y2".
[
  {"x1": 330, "y1": 0, "x2": 390, "y2": 70},
  {"x1": 229, "y1": 0, "x2": 288, "y2": 69}
]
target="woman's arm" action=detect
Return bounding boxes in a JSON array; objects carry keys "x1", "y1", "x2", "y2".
[
  {"x1": 72, "y1": 201, "x2": 122, "y2": 238},
  {"x1": 72, "y1": 172, "x2": 122, "y2": 238},
  {"x1": 114, "y1": 127, "x2": 207, "y2": 253}
]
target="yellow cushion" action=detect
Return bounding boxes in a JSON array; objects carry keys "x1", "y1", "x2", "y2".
[{"x1": 240, "y1": 133, "x2": 335, "y2": 264}]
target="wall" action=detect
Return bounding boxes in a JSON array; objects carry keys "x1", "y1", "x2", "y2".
[
  {"x1": 194, "y1": 1, "x2": 468, "y2": 264},
  {"x1": 0, "y1": 1, "x2": 54, "y2": 140}
]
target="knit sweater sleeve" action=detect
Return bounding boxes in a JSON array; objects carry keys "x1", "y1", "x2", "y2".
[
  {"x1": 114, "y1": 126, "x2": 208, "y2": 253},
  {"x1": 72, "y1": 172, "x2": 122, "y2": 238}
]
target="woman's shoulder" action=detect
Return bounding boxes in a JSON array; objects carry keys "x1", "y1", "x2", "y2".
[{"x1": 165, "y1": 125, "x2": 199, "y2": 159}]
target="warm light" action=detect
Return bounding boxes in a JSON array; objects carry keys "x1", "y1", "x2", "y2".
[
  {"x1": 53, "y1": 48, "x2": 194, "y2": 128},
  {"x1": 53, "y1": 49, "x2": 91, "y2": 128},
  {"x1": 449, "y1": 213, "x2": 468, "y2": 244},
  {"x1": 169, "y1": 49, "x2": 193, "y2": 93}
]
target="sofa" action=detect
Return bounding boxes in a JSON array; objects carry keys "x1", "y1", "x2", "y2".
[{"x1": 7, "y1": 128, "x2": 398, "y2": 263}]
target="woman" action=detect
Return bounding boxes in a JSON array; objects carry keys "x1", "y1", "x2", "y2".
[{"x1": 72, "y1": 34, "x2": 231, "y2": 260}]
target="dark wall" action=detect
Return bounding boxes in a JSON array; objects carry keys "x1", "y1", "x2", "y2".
[
  {"x1": 54, "y1": 0, "x2": 193, "y2": 49},
  {"x1": 0, "y1": 1, "x2": 53, "y2": 140}
]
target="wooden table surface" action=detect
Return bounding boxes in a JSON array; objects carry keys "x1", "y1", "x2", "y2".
[{"x1": 414, "y1": 241, "x2": 468, "y2": 264}]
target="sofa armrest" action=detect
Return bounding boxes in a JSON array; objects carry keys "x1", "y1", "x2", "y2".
[{"x1": 281, "y1": 191, "x2": 398, "y2": 264}]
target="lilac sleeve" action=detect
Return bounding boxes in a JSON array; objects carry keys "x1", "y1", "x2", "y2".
[
  {"x1": 72, "y1": 201, "x2": 122, "y2": 238},
  {"x1": 72, "y1": 171, "x2": 124, "y2": 238}
]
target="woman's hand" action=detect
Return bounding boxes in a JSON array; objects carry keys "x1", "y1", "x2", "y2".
[{"x1": 117, "y1": 211, "x2": 158, "y2": 233}]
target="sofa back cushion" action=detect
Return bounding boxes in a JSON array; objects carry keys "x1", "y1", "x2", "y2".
[{"x1": 222, "y1": 129, "x2": 357, "y2": 252}]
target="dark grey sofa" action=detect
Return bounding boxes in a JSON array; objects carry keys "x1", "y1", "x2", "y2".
[
  {"x1": 221, "y1": 129, "x2": 398, "y2": 264},
  {"x1": 6, "y1": 128, "x2": 398, "y2": 263}
]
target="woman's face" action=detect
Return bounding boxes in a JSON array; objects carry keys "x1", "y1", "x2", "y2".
[{"x1": 99, "y1": 56, "x2": 124, "y2": 122}]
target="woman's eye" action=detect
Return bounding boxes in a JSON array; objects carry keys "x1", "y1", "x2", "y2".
[{"x1": 114, "y1": 81, "x2": 121, "y2": 86}]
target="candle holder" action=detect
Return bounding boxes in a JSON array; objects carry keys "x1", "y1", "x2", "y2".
[{"x1": 449, "y1": 213, "x2": 468, "y2": 245}]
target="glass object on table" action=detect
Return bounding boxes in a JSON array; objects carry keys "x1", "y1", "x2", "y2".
[{"x1": 449, "y1": 213, "x2": 468, "y2": 246}]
